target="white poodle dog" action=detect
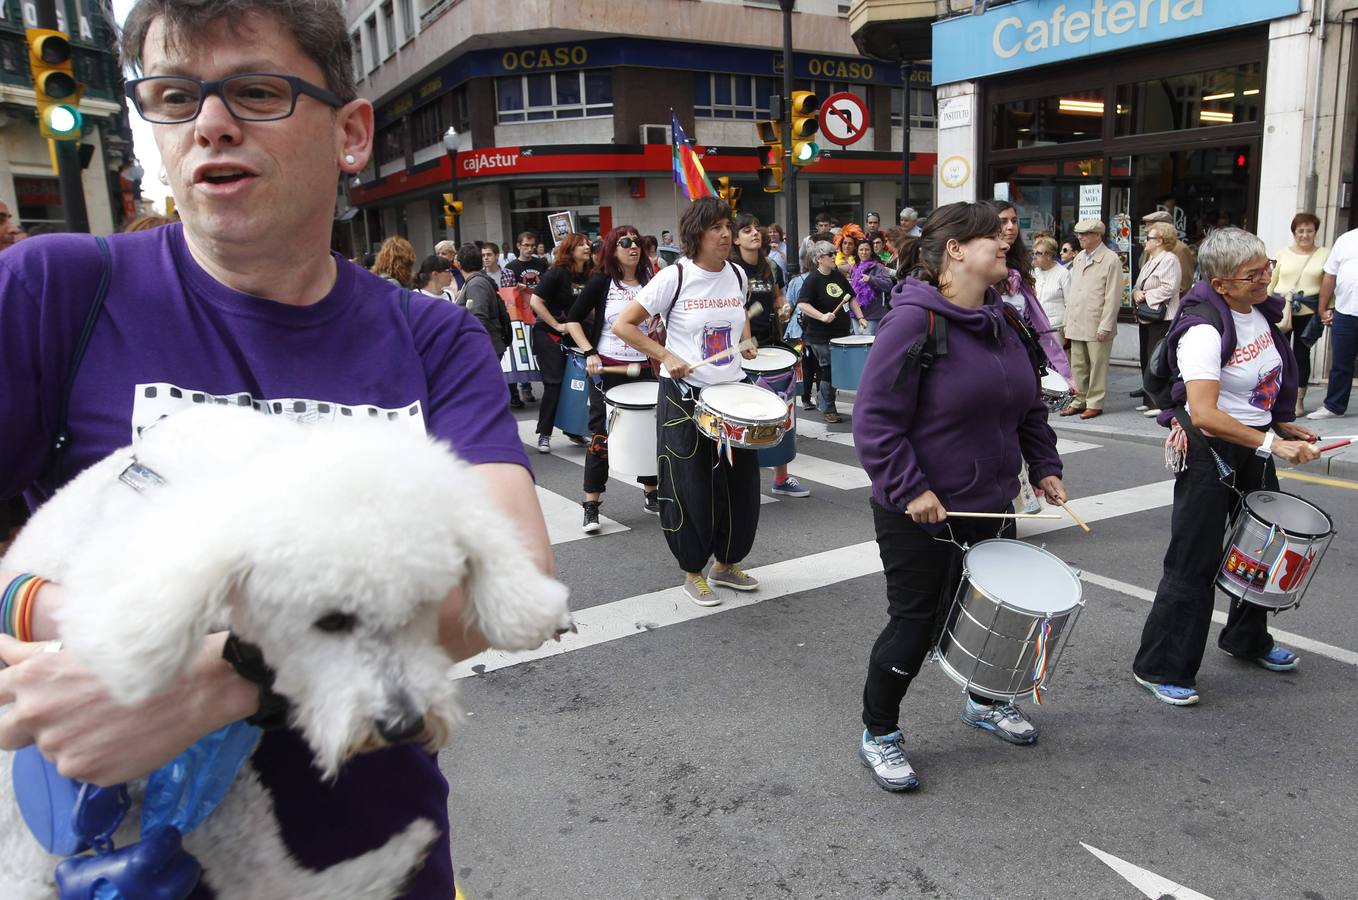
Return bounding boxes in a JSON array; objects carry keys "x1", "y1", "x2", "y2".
[{"x1": 0, "y1": 404, "x2": 572, "y2": 899}]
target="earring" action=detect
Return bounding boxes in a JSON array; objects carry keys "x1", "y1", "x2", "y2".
[{"x1": 344, "y1": 154, "x2": 356, "y2": 166}]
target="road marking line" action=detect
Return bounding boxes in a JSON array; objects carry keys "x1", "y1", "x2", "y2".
[
  {"x1": 519, "y1": 418, "x2": 775, "y2": 504},
  {"x1": 455, "y1": 479, "x2": 1175, "y2": 678},
  {"x1": 795, "y1": 418, "x2": 1102, "y2": 460},
  {"x1": 784, "y1": 453, "x2": 871, "y2": 489},
  {"x1": 1018, "y1": 479, "x2": 1174, "y2": 537},
  {"x1": 1082, "y1": 843, "x2": 1215, "y2": 900},
  {"x1": 535, "y1": 486, "x2": 627, "y2": 544},
  {"x1": 1279, "y1": 469, "x2": 1358, "y2": 490},
  {"x1": 1080, "y1": 571, "x2": 1358, "y2": 667}
]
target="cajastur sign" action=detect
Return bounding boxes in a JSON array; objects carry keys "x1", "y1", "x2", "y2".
[
  {"x1": 931, "y1": 0, "x2": 1300, "y2": 84},
  {"x1": 460, "y1": 149, "x2": 521, "y2": 176}
]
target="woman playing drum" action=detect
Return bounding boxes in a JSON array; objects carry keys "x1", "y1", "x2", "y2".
[
  {"x1": 614, "y1": 196, "x2": 762, "y2": 607},
  {"x1": 565, "y1": 226, "x2": 660, "y2": 532},
  {"x1": 852, "y1": 202, "x2": 1069, "y2": 792},
  {"x1": 1133, "y1": 228, "x2": 1321, "y2": 706}
]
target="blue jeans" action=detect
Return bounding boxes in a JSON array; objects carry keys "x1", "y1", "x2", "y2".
[
  {"x1": 1322, "y1": 310, "x2": 1358, "y2": 414},
  {"x1": 808, "y1": 339, "x2": 837, "y2": 413}
]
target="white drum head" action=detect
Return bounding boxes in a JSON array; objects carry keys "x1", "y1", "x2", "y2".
[
  {"x1": 1243, "y1": 491, "x2": 1333, "y2": 538},
  {"x1": 964, "y1": 539, "x2": 1081, "y2": 614},
  {"x1": 1041, "y1": 371, "x2": 1071, "y2": 392},
  {"x1": 742, "y1": 346, "x2": 798, "y2": 374},
  {"x1": 604, "y1": 381, "x2": 659, "y2": 410},
  {"x1": 699, "y1": 383, "x2": 787, "y2": 422},
  {"x1": 830, "y1": 335, "x2": 875, "y2": 348}
]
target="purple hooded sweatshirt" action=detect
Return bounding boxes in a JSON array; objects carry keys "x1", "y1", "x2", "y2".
[
  {"x1": 853, "y1": 277, "x2": 1063, "y2": 515},
  {"x1": 1155, "y1": 281, "x2": 1298, "y2": 429}
]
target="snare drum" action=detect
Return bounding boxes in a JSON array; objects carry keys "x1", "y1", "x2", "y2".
[
  {"x1": 604, "y1": 381, "x2": 659, "y2": 477},
  {"x1": 1040, "y1": 370, "x2": 1075, "y2": 413},
  {"x1": 743, "y1": 347, "x2": 800, "y2": 467},
  {"x1": 694, "y1": 383, "x2": 787, "y2": 450},
  {"x1": 830, "y1": 335, "x2": 874, "y2": 391},
  {"x1": 1217, "y1": 490, "x2": 1334, "y2": 610},
  {"x1": 936, "y1": 539, "x2": 1085, "y2": 702}
]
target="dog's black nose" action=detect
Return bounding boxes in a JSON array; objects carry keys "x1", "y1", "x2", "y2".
[{"x1": 376, "y1": 714, "x2": 425, "y2": 744}]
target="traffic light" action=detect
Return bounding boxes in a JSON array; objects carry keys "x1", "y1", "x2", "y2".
[
  {"x1": 715, "y1": 176, "x2": 741, "y2": 214},
  {"x1": 26, "y1": 28, "x2": 83, "y2": 141},
  {"x1": 789, "y1": 90, "x2": 821, "y2": 167},
  {"x1": 755, "y1": 119, "x2": 784, "y2": 193},
  {"x1": 441, "y1": 192, "x2": 463, "y2": 227}
]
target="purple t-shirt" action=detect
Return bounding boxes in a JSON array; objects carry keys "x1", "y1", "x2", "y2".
[{"x1": 0, "y1": 224, "x2": 531, "y2": 898}]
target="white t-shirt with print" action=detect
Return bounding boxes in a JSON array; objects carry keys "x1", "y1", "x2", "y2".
[
  {"x1": 1323, "y1": 228, "x2": 1358, "y2": 316},
  {"x1": 1178, "y1": 308, "x2": 1283, "y2": 426},
  {"x1": 636, "y1": 260, "x2": 747, "y2": 388},
  {"x1": 598, "y1": 280, "x2": 649, "y2": 363}
]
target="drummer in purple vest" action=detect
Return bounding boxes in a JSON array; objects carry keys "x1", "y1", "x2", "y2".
[
  {"x1": 852, "y1": 201, "x2": 1068, "y2": 792},
  {"x1": 1133, "y1": 228, "x2": 1320, "y2": 706},
  {"x1": 614, "y1": 196, "x2": 762, "y2": 608}
]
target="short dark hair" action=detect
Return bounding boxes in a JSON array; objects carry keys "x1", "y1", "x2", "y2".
[
  {"x1": 455, "y1": 243, "x2": 483, "y2": 272},
  {"x1": 121, "y1": 0, "x2": 357, "y2": 104},
  {"x1": 516, "y1": 231, "x2": 538, "y2": 246},
  {"x1": 901, "y1": 201, "x2": 1002, "y2": 288},
  {"x1": 678, "y1": 195, "x2": 733, "y2": 259},
  {"x1": 413, "y1": 254, "x2": 450, "y2": 290},
  {"x1": 1291, "y1": 212, "x2": 1321, "y2": 234},
  {"x1": 481, "y1": 241, "x2": 500, "y2": 256}
]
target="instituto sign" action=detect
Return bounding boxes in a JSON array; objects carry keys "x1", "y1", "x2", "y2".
[{"x1": 931, "y1": 0, "x2": 1300, "y2": 84}]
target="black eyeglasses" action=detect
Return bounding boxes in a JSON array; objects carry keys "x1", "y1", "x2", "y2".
[
  {"x1": 124, "y1": 73, "x2": 345, "y2": 124},
  {"x1": 617, "y1": 236, "x2": 642, "y2": 249}
]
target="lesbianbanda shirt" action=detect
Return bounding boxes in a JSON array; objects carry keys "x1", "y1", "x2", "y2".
[
  {"x1": 1178, "y1": 306, "x2": 1283, "y2": 426},
  {"x1": 635, "y1": 259, "x2": 747, "y2": 388},
  {"x1": 0, "y1": 223, "x2": 529, "y2": 899}
]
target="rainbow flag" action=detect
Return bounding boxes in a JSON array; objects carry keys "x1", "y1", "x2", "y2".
[{"x1": 671, "y1": 111, "x2": 714, "y2": 201}]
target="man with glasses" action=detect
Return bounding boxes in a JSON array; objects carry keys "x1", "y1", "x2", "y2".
[{"x1": 0, "y1": 1, "x2": 554, "y2": 895}]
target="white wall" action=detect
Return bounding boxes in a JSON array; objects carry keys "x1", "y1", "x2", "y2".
[
  {"x1": 934, "y1": 82, "x2": 977, "y2": 205},
  {"x1": 1258, "y1": 6, "x2": 1316, "y2": 252},
  {"x1": 494, "y1": 117, "x2": 614, "y2": 148}
]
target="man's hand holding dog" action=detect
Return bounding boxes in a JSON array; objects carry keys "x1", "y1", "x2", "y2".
[{"x1": 0, "y1": 631, "x2": 257, "y2": 786}]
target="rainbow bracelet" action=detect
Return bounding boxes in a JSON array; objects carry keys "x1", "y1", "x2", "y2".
[{"x1": 1, "y1": 574, "x2": 46, "y2": 641}]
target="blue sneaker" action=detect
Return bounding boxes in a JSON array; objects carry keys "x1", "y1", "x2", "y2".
[
  {"x1": 771, "y1": 475, "x2": 811, "y2": 498},
  {"x1": 961, "y1": 698, "x2": 1039, "y2": 744},
  {"x1": 1255, "y1": 646, "x2": 1300, "y2": 672},
  {"x1": 1135, "y1": 674, "x2": 1200, "y2": 706},
  {"x1": 858, "y1": 730, "x2": 919, "y2": 792}
]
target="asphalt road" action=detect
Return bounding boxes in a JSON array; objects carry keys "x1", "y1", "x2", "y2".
[{"x1": 441, "y1": 399, "x2": 1358, "y2": 900}]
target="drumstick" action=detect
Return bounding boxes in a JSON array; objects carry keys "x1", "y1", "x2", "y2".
[
  {"x1": 944, "y1": 510, "x2": 1062, "y2": 520},
  {"x1": 1317, "y1": 439, "x2": 1351, "y2": 453},
  {"x1": 598, "y1": 363, "x2": 643, "y2": 377},
  {"x1": 1060, "y1": 501, "x2": 1091, "y2": 533},
  {"x1": 688, "y1": 338, "x2": 759, "y2": 373}
]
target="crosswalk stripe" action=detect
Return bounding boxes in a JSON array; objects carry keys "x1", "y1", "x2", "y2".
[
  {"x1": 787, "y1": 453, "x2": 871, "y2": 489},
  {"x1": 454, "y1": 477, "x2": 1176, "y2": 677},
  {"x1": 535, "y1": 485, "x2": 628, "y2": 544},
  {"x1": 795, "y1": 416, "x2": 1101, "y2": 457},
  {"x1": 1018, "y1": 479, "x2": 1174, "y2": 537}
]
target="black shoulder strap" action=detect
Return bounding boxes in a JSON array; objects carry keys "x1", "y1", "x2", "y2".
[
  {"x1": 894, "y1": 310, "x2": 946, "y2": 391},
  {"x1": 1000, "y1": 302, "x2": 1048, "y2": 378},
  {"x1": 40, "y1": 235, "x2": 112, "y2": 496},
  {"x1": 664, "y1": 260, "x2": 685, "y2": 321}
]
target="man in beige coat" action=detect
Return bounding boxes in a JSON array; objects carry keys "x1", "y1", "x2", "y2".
[{"x1": 1061, "y1": 219, "x2": 1124, "y2": 419}]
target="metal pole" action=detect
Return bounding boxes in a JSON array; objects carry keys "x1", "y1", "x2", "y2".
[
  {"x1": 34, "y1": 0, "x2": 89, "y2": 233},
  {"x1": 780, "y1": 0, "x2": 797, "y2": 267},
  {"x1": 900, "y1": 60, "x2": 914, "y2": 220}
]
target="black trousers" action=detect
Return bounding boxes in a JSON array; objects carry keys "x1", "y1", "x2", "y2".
[
  {"x1": 1133, "y1": 431, "x2": 1275, "y2": 687},
  {"x1": 655, "y1": 377, "x2": 760, "y2": 573},
  {"x1": 584, "y1": 367, "x2": 659, "y2": 496},
  {"x1": 800, "y1": 342, "x2": 819, "y2": 405},
  {"x1": 862, "y1": 501, "x2": 1014, "y2": 736},
  {"x1": 1291, "y1": 314, "x2": 1314, "y2": 387},
  {"x1": 533, "y1": 326, "x2": 567, "y2": 437}
]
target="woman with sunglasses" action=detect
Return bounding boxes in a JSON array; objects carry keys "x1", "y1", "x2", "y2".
[
  {"x1": 1133, "y1": 228, "x2": 1320, "y2": 707},
  {"x1": 565, "y1": 228, "x2": 660, "y2": 531}
]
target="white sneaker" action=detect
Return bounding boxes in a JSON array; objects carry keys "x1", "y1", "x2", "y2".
[
  {"x1": 1143, "y1": 408, "x2": 1162, "y2": 417},
  {"x1": 1307, "y1": 406, "x2": 1342, "y2": 420},
  {"x1": 1135, "y1": 404, "x2": 1150, "y2": 412}
]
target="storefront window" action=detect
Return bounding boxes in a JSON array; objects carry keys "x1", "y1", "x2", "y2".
[
  {"x1": 375, "y1": 121, "x2": 404, "y2": 167},
  {"x1": 890, "y1": 87, "x2": 937, "y2": 129},
  {"x1": 809, "y1": 181, "x2": 862, "y2": 229},
  {"x1": 1115, "y1": 62, "x2": 1262, "y2": 136},
  {"x1": 496, "y1": 70, "x2": 613, "y2": 124},
  {"x1": 509, "y1": 183, "x2": 602, "y2": 244},
  {"x1": 694, "y1": 75, "x2": 776, "y2": 120},
  {"x1": 992, "y1": 90, "x2": 1103, "y2": 150}
]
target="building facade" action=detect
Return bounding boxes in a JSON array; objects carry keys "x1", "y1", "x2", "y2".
[
  {"x1": 0, "y1": 0, "x2": 139, "y2": 235},
  {"x1": 343, "y1": 0, "x2": 941, "y2": 255}
]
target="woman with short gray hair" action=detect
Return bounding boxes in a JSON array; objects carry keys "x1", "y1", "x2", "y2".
[
  {"x1": 1133, "y1": 227, "x2": 1320, "y2": 707},
  {"x1": 797, "y1": 240, "x2": 866, "y2": 423}
]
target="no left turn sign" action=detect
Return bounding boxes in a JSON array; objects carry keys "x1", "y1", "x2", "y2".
[{"x1": 818, "y1": 92, "x2": 869, "y2": 147}]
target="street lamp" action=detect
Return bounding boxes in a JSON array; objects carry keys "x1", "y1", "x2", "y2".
[{"x1": 442, "y1": 125, "x2": 461, "y2": 246}]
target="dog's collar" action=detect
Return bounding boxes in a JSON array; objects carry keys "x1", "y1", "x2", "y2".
[
  {"x1": 222, "y1": 634, "x2": 291, "y2": 732},
  {"x1": 117, "y1": 458, "x2": 167, "y2": 494}
]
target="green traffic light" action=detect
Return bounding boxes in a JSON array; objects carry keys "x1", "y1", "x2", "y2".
[
  {"x1": 793, "y1": 141, "x2": 820, "y2": 163},
  {"x1": 45, "y1": 103, "x2": 81, "y2": 136}
]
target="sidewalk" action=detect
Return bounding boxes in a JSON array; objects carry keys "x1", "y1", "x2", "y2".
[{"x1": 1050, "y1": 365, "x2": 1358, "y2": 481}]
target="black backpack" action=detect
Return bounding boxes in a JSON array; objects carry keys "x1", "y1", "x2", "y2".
[{"x1": 1143, "y1": 303, "x2": 1224, "y2": 411}]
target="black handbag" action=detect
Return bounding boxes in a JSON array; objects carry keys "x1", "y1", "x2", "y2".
[{"x1": 1134, "y1": 300, "x2": 1167, "y2": 323}]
